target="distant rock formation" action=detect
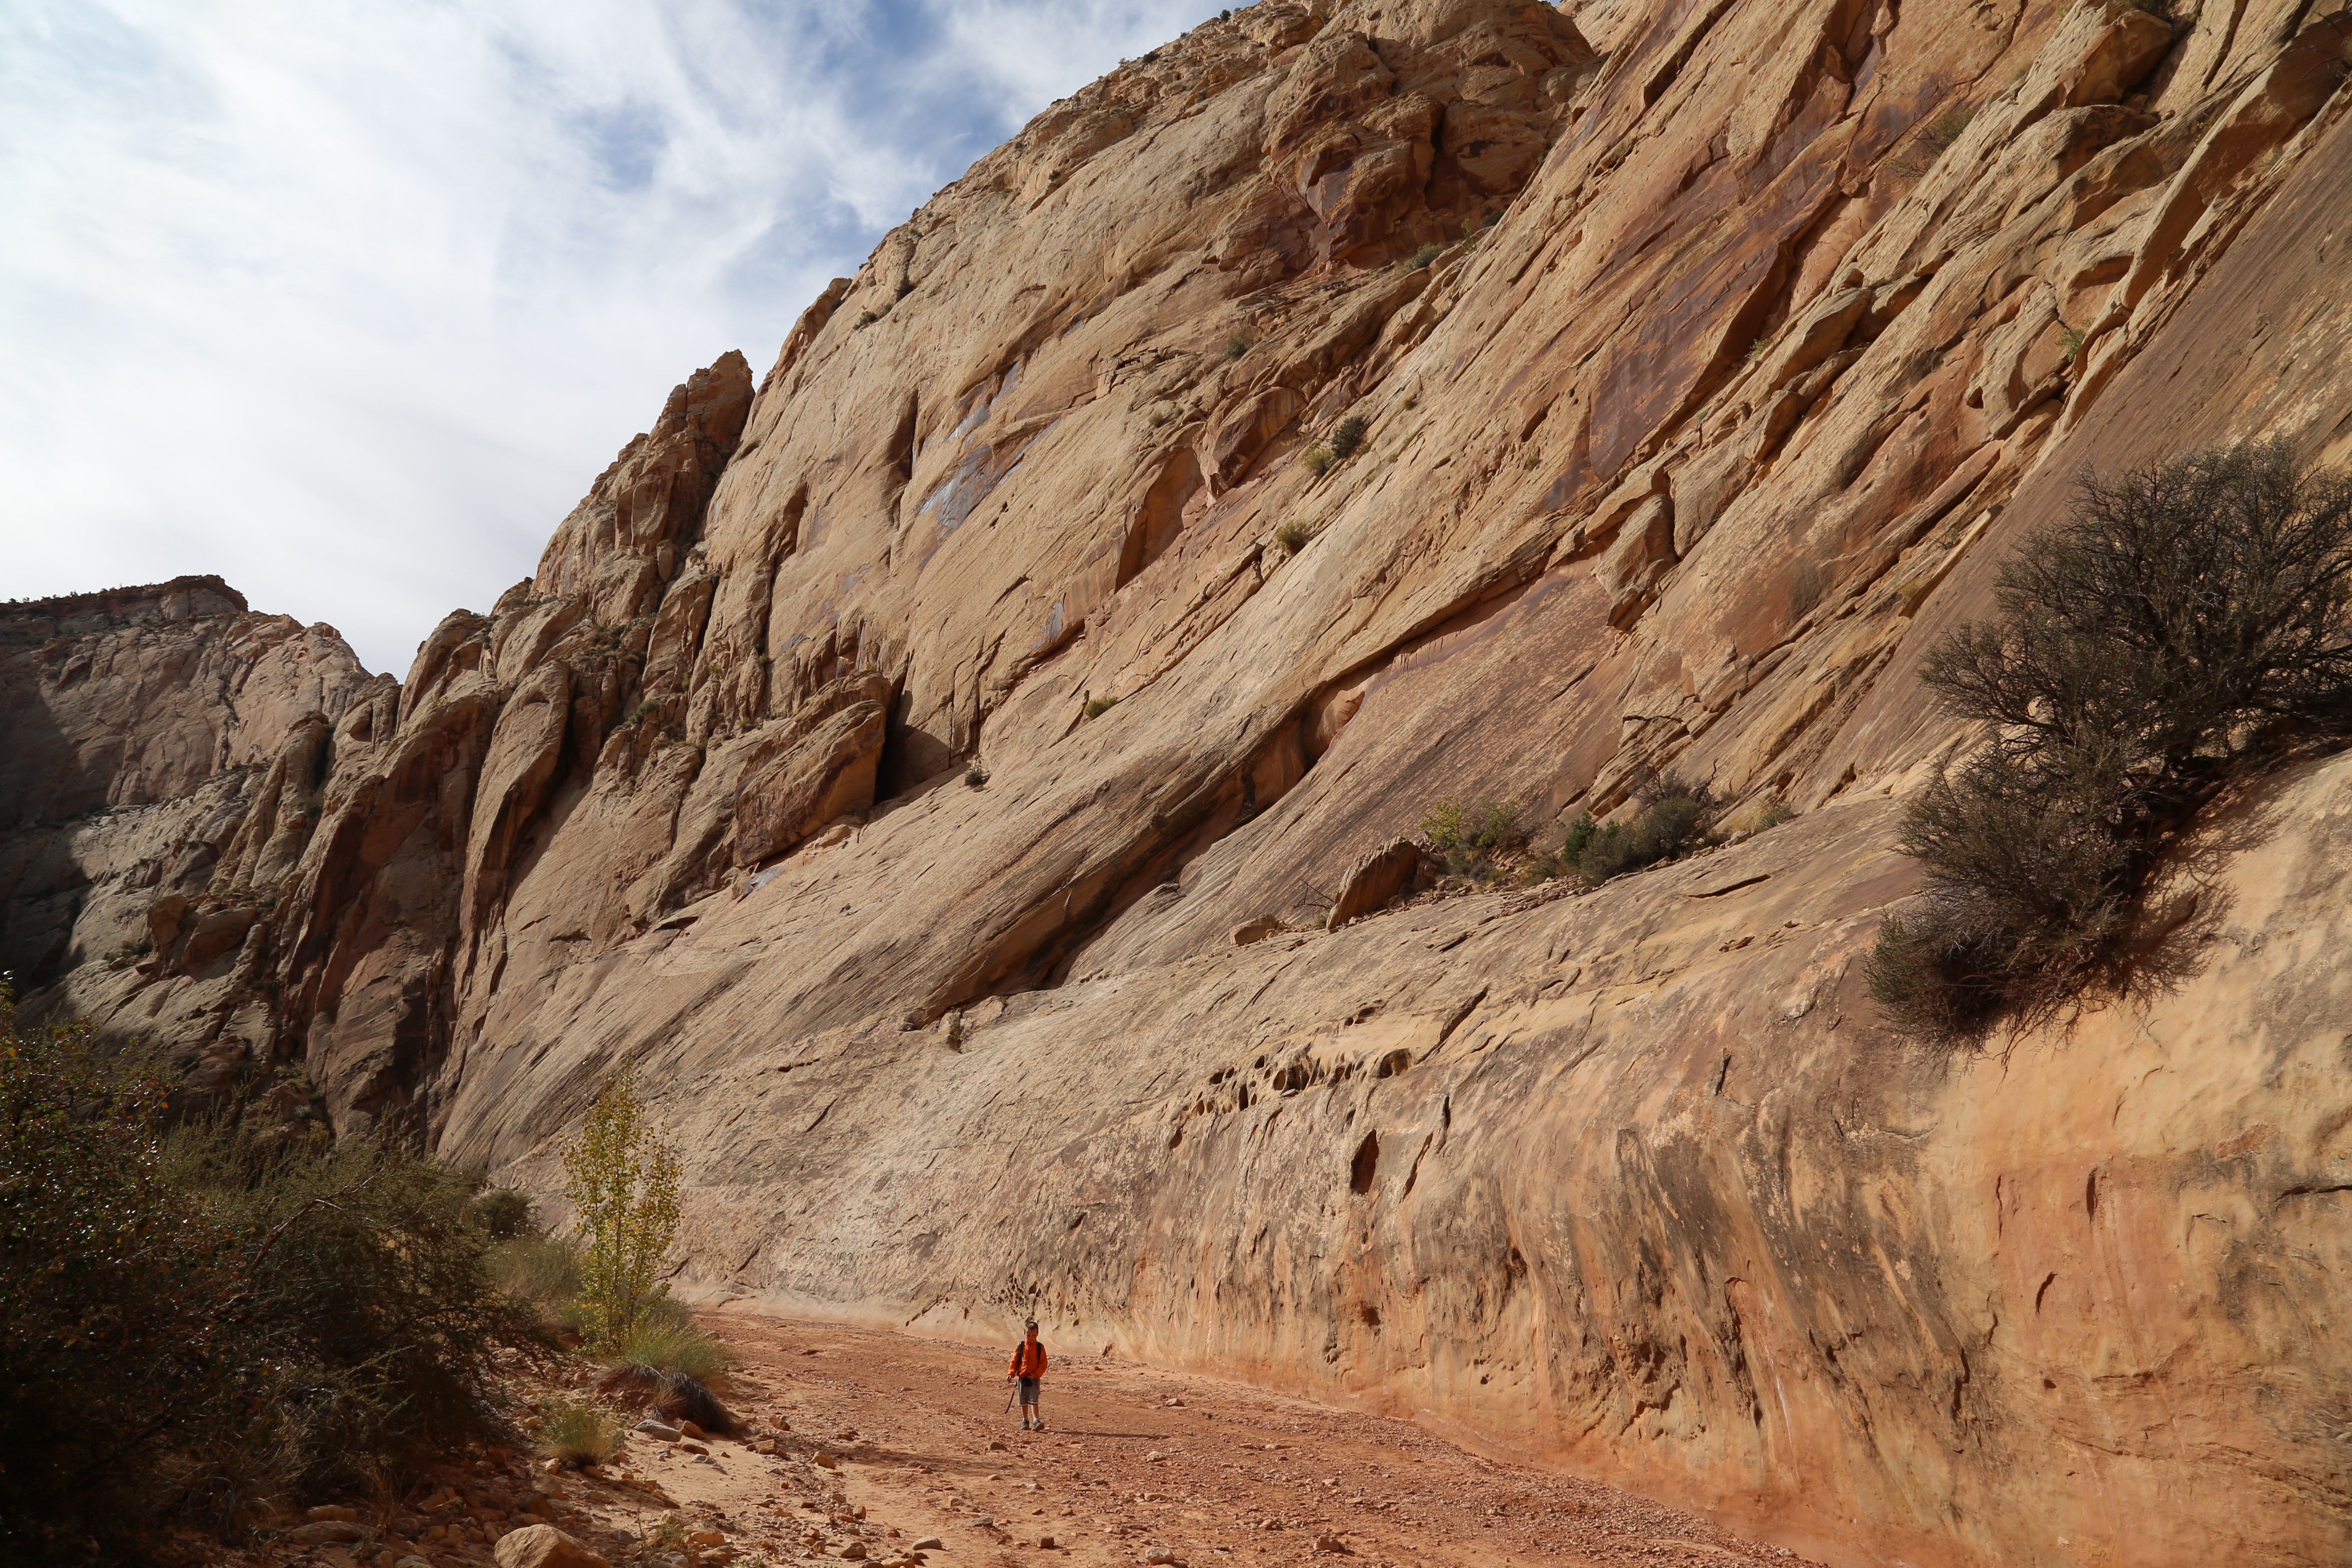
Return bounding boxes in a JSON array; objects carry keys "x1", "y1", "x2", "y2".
[
  {"x1": 0, "y1": 575, "x2": 373, "y2": 992},
  {"x1": 12, "y1": 2, "x2": 2352, "y2": 1562}
]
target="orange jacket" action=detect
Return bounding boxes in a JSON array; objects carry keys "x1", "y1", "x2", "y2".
[{"x1": 1009, "y1": 1339, "x2": 1047, "y2": 1378}]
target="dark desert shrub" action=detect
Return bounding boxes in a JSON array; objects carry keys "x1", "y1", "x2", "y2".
[
  {"x1": 472, "y1": 1185, "x2": 535, "y2": 1238},
  {"x1": 1869, "y1": 441, "x2": 2352, "y2": 1044},
  {"x1": 0, "y1": 986, "x2": 524, "y2": 1560},
  {"x1": 1574, "y1": 775, "x2": 1715, "y2": 885},
  {"x1": 594, "y1": 1363, "x2": 741, "y2": 1434}
]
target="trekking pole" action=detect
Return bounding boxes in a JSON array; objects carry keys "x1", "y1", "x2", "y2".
[{"x1": 1003, "y1": 1381, "x2": 1017, "y2": 1414}]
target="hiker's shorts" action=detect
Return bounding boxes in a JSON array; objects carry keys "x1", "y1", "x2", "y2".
[{"x1": 1018, "y1": 1377, "x2": 1041, "y2": 1403}]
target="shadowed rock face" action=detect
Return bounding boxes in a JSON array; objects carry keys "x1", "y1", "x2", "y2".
[
  {"x1": 0, "y1": 576, "x2": 374, "y2": 991},
  {"x1": 17, "y1": 0, "x2": 2352, "y2": 1562}
]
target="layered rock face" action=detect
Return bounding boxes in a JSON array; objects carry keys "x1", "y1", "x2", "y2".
[
  {"x1": 19, "y1": 0, "x2": 2352, "y2": 1562},
  {"x1": 0, "y1": 577, "x2": 374, "y2": 997}
]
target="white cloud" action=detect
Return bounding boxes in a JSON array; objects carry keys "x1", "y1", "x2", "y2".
[{"x1": 0, "y1": 0, "x2": 1216, "y2": 676}]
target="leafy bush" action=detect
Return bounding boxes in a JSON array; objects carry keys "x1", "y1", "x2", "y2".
[
  {"x1": 1275, "y1": 520, "x2": 1311, "y2": 553},
  {"x1": 560, "y1": 1069, "x2": 683, "y2": 1351},
  {"x1": 162, "y1": 1121, "x2": 530, "y2": 1511},
  {"x1": 1572, "y1": 775, "x2": 1716, "y2": 885},
  {"x1": 1085, "y1": 696, "x2": 1120, "y2": 718},
  {"x1": 1868, "y1": 442, "x2": 2352, "y2": 1044},
  {"x1": 472, "y1": 1186, "x2": 535, "y2": 1239},
  {"x1": 1302, "y1": 446, "x2": 1335, "y2": 476},
  {"x1": 1420, "y1": 799, "x2": 1521, "y2": 880},
  {"x1": 1224, "y1": 332, "x2": 1255, "y2": 359},
  {"x1": 1406, "y1": 242, "x2": 1444, "y2": 270},
  {"x1": 534, "y1": 1395, "x2": 628, "y2": 1468},
  {"x1": 0, "y1": 988, "x2": 522, "y2": 1561},
  {"x1": 2, "y1": 1001, "x2": 236, "y2": 1560},
  {"x1": 1521, "y1": 812, "x2": 1595, "y2": 882},
  {"x1": 1330, "y1": 415, "x2": 1369, "y2": 459}
]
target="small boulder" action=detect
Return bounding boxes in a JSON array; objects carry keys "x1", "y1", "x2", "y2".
[
  {"x1": 285, "y1": 1521, "x2": 365, "y2": 1545},
  {"x1": 689, "y1": 1529, "x2": 727, "y2": 1547},
  {"x1": 1325, "y1": 839, "x2": 1420, "y2": 929},
  {"x1": 678, "y1": 1419, "x2": 708, "y2": 1440},
  {"x1": 912, "y1": 1538, "x2": 945, "y2": 1551},
  {"x1": 307, "y1": 1504, "x2": 361, "y2": 1523},
  {"x1": 1314, "y1": 1537, "x2": 1351, "y2": 1554},
  {"x1": 1144, "y1": 1550, "x2": 1180, "y2": 1566},
  {"x1": 844, "y1": 1544, "x2": 869, "y2": 1560},
  {"x1": 493, "y1": 1523, "x2": 611, "y2": 1568},
  {"x1": 635, "y1": 1420, "x2": 682, "y2": 1441},
  {"x1": 1038, "y1": 1537, "x2": 1058, "y2": 1550},
  {"x1": 815, "y1": 1451, "x2": 840, "y2": 1469}
]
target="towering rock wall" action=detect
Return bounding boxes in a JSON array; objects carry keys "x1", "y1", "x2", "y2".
[{"x1": 18, "y1": 1, "x2": 2352, "y2": 1562}]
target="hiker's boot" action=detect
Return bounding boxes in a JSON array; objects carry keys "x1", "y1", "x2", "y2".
[
  {"x1": 1021, "y1": 1419, "x2": 1032, "y2": 1430},
  {"x1": 1033, "y1": 1420, "x2": 1047, "y2": 1431}
]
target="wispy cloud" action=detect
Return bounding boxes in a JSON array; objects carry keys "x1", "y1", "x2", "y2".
[{"x1": 0, "y1": 0, "x2": 1216, "y2": 675}]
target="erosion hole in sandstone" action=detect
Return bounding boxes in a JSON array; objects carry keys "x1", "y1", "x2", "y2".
[{"x1": 1349, "y1": 1130, "x2": 1380, "y2": 1194}]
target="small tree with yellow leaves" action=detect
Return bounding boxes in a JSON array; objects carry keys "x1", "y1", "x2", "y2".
[{"x1": 560, "y1": 1069, "x2": 683, "y2": 1348}]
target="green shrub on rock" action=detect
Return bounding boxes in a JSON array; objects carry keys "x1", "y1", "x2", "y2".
[
  {"x1": 1419, "y1": 798, "x2": 1521, "y2": 881},
  {"x1": 1566, "y1": 776, "x2": 1715, "y2": 886}
]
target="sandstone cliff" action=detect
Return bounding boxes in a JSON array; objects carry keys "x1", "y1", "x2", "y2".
[
  {"x1": 15, "y1": 0, "x2": 2352, "y2": 1562},
  {"x1": 0, "y1": 577, "x2": 375, "y2": 1004}
]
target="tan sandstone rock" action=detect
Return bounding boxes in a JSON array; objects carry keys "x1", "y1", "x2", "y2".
[{"x1": 493, "y1": 1523, "x2": 610, "y2": 1568}]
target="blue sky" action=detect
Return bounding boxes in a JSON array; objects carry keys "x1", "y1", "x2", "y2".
[{"x1": 0, "y1": 0, "x2": 1219, "y2": 675}]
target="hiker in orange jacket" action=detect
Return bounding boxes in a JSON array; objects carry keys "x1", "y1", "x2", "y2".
[{"x1": 1007, "y1": 1320, "x2": 1048, "y2": 1430}]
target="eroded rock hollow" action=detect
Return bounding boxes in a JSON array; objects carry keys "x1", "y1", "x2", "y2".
[{"x1": 9, "y1": 1, "x2": 2352, "y2": 1562}]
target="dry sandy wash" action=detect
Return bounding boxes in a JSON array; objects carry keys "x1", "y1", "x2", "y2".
[{"x1": 640, "y1": 1314, "x2": 1819, "y2": 1568}]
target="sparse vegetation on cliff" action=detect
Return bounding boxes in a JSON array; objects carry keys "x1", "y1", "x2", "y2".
[
  {"x1": 1888, "y1": 106, "x2": 1975, "y2": 180},
  {"x1": 1564, "y1": 775, "x2": 1718, "y2": 884},
  {"x1": 1870, "y1": 442, "x2": 2352, "y2": 1045},
  {"x1": 1420, "y1": 798, "x2": 1522, "y2": 882}
]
